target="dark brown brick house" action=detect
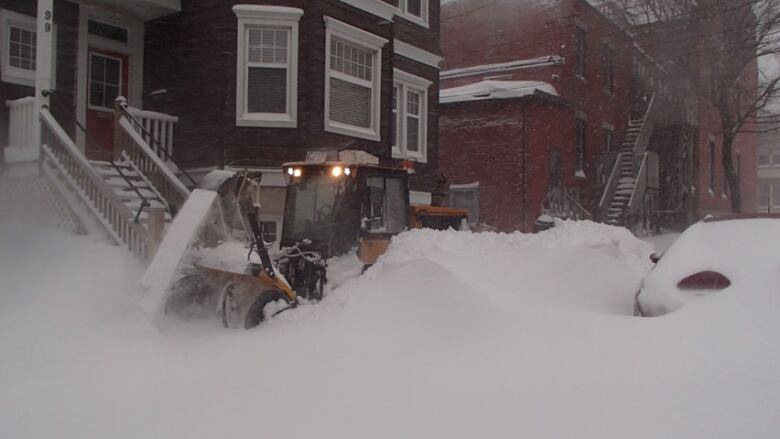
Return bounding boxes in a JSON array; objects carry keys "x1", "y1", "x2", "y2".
[{"x1": 1, "y1": 0, "x2": 445, "y2": 248}]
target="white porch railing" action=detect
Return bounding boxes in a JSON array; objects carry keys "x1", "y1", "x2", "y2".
[
  {"x1": 126, "y1": 106, "x2": 178, "y2": 160},
  {"x1": 5, "y1": 97, "x2": 38, "y2": 162},
  {"x1": 39, "y1": 107, "x2": 151, "y2": 261}
]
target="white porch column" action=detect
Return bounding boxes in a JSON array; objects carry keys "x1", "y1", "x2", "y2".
[{"x1": 34, "y1": 0, "x2": 55, "y2": 150}]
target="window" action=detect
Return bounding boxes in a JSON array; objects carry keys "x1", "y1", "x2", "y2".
[
  {"x1": 575, "y1": 27, "x2": 586, "y2": 78},
  {"x1": 88, "y1": 20, "x2": 128, "y2": 43},
  {"x1": 575, "y1": 118, "x2": 586, "y2": 173},
  {"x1": 392, "y1": 84, "x2": 399, "y2": 147},
  {"x1": 88, "y1": 53, "x2": 121, "y2": 110},
  {"x1": 549, "y1": 149, "x2": 562, "y2": 187},
  {"x1": 393, "y1": 69, "x2": 430, "y2": 161},
  {"x1": 773, "y1": 181, "x2": 780, "y2": 207},
  {"x1": 709, "y1": 141, "x2": 716, "y2": 192},
  {"x1": 233, "y1": 5, "x2": 302, "y2": 127},
  {"x1": 259, "y1": 215, "x2": 283, "y2": 250},
  {"x1": 761, "y1": 145, "x2": 780, "y2": 167},
  {"x1": 1, "y1": 10, "x2": 37, "y2": 86},
  {"x1": 366, "y1": 176, "x2": 407, "y2": 233},
  {"x1": 759, "y1": 145, "x2": 770, "y2": 166},
  {"x1": 398, "y1": 0, "x2": 429, "y2": 26},
  {"x1": 604, "y1": 127, "x2": 613, "y2": 152},
  {"x1": 603, "y1": 45, "x2": 614, "y2": 93},
  {"x1": 758, "y1": 180, "x2": 772, "y2": 207},
  {"x1": 324, "y1": 17, "x2": 387, "y2": 141},
  {"x1": 763, "y1": 180, "x2": 780, "y2": 209},
  {"x1": 449, "y1": 184, "x2": 479, "y2": 224}
]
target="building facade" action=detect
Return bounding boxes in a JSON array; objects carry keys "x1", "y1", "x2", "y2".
[
  {"x1": 439, "y1": 0, "x2": 758, "y2": 232},
  {"x1": 758, "y1": 129, "x2": 780, "y2": 212},
  {"x1": 1, "y1": 0, "x2": 445, "y2": 248},
  {"x1": 440, "y1": 0, "x2": 648, "y2": 232}
]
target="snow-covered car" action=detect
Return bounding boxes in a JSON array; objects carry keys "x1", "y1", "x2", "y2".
[{"x1": 634, "y1": 215, "x2": 780, "y2": 316}]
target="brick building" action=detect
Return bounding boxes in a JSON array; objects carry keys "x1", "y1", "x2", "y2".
[{"x1": 439, "y1": 0, "x2": 758, "y2": 232}]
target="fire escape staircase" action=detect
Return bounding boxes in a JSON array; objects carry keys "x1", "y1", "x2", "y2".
[
  {"x1": 599, "y1": 94, "x2": 659, "y2": 227},
  {"x1": 32, "y1": 94, "x2": 193, "y2": 261}
]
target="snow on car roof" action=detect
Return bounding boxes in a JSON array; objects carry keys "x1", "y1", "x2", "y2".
[{"x1": 644, "y1": 218, "x2": 780, "y2": 292}]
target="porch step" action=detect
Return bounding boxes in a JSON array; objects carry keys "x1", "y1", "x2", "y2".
[{"x1": 88, "y1": 159, "x2": 171, "y2": 225}]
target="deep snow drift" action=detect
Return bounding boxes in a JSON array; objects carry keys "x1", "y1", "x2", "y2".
[{"x1": 1, "y1": 221, "x2": 778, "y2": 439}]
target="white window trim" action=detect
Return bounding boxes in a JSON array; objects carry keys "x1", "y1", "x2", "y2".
[
  {"x1": 392, "y1": 68, "x2": 430, "y2": 162},
  {"x1": 0, "y1": 9, "x2": 57, "y2": 88},
  {"x1": 259, "y1": 213, "x2": 284, "y2": 251},
  {"x1": 86, "y1": 51, "x2": 124, "y2": 113},
  {"x1": 396, "y1": 0, "x2": 429, "y2": 28},
  {"x1": 324, "y1": 16, "x2": 387, "y2": 141},
  {"x1": 233, "y1": 5, "x2": 302, "y2": 128},
  {"x1": 394, "y1": 40, "x2": 441, "y2": 68}
]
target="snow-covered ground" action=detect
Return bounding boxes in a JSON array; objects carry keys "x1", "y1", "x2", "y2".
[
  {"x1": 1, "y1": 221, "x2": 778, "y2": 438},
  {"x1": 644, "y1": 231, "x2": 682, "y2": 253}
]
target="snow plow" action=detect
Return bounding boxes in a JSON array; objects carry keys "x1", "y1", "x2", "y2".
[{"x1": 143, "y1": 151, "x2": 468, "y2": 329}]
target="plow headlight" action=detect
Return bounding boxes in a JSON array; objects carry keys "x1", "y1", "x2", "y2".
[
  {"x1": 331, "y1": 166, "x2": 343, "y2": 177},
  {"x1": 293, "y1": 168, "x2": 302, "y2": 178},
  {"x1": 344, "y1": 167, "x2": 351, "y2": 176}
]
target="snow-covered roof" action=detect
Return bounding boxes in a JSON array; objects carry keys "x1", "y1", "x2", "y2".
[
  {"x1": 440, "y1": 80, "x2": 558, "y2": 104},
  {"x1": 440, "y1": 55, "x2": 564, "y2": 80}
]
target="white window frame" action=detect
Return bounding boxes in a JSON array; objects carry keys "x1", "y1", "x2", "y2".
[
  {"x1": 87, "y1": 51, "x2": 123, "y2": 112},
  {"x1": 396, "y1": 0, "x2": 429, "y2": 28},
  {"x1": 575, "y1": 117, "x2": 586, "y2": 173},
  {"x1": 392, "y1": 68, "x2": 430, "y2": 162},
  {"x1": 0, "y1": 9, "x2": 56, "y2": 88},
  {"x1": 259, "y1": 213, "x2": 283, "y2": 251},
  {"x1": 324, "y1": 16, "x2": 386, "y2": 141},
  {"x1": 233, "y1": 5, "x2": 302, "y2": 128}
]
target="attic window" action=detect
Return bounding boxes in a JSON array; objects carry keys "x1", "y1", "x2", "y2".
[{"x1": 88, "y1": 20, "x2": 128, "y2": 43}]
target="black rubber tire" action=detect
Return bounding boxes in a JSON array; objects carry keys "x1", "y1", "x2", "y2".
[
  {"x1": 164, "y1": 274, "x2": 215, "y2": 319},
  {"x1": 244, "y1": 289, "x2": 291, "y2": 329}
]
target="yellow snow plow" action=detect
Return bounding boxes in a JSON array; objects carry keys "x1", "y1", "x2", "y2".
[{"x1": 143, "y1": 151, "x2": 468, "y2": 329}]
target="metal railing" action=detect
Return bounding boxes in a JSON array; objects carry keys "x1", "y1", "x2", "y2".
[
  {"x1": 546, "y1": 186, "x2": 592, "y2": 220},
  {"x1": 598, "y1": 152, "x2": 625, "y2": 221},
  {"x1": 126, "y1": 105, "x2": 177, "y2": 160},
  {"x1": 116, "y1": 97, "x2": 198, "y2": 188},
  {"x1": 115, "y1": 114, "x2": 190, "y2": 215}
]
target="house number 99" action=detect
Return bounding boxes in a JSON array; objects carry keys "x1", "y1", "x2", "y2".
[{"x1": 44, "y1": 10, "x2": 52, "y2": 32}]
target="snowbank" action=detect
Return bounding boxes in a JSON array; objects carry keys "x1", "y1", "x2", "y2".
[{"x1": 1, "y1": 220, "x2": 778, "y2": 439}]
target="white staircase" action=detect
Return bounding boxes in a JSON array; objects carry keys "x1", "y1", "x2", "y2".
[
  {"x1": 599, "y1": 94, "x2": 660, "y2": 228},
  {"x1": 605, "y1": 119, "x2": 642, "y2": 225},
  {"x1": 34, "y1": 102, "x2": 189, "y2": 261}
]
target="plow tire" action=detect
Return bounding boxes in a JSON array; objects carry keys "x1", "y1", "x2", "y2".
[
  {"x1": 164, "y1": 274, "x2": 218, "y2": 320},
  {"x1": 244, "y1": 289, "x2": 291, "y2": 329}
]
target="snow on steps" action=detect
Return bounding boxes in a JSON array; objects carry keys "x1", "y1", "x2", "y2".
[{"x1": 90, "y1": 160, "x2": 172, "y2": 223}]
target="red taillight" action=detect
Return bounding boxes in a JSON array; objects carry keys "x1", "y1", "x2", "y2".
[{"x1": 677, "y1": 271, "x2": 731, "y2": 291}]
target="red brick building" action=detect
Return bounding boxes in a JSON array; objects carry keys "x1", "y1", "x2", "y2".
[{"x1": 439, "y1": 0, "x2": 758, "y2": 232}]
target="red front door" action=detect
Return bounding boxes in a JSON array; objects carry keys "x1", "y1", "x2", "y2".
[{"x1": 85, "y1": 48, "x2": 129, "y2": 161}]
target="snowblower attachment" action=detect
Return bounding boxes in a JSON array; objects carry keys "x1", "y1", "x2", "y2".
[{"x1": 141, "y1": 170, "x2": 297, "y2": 329}]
